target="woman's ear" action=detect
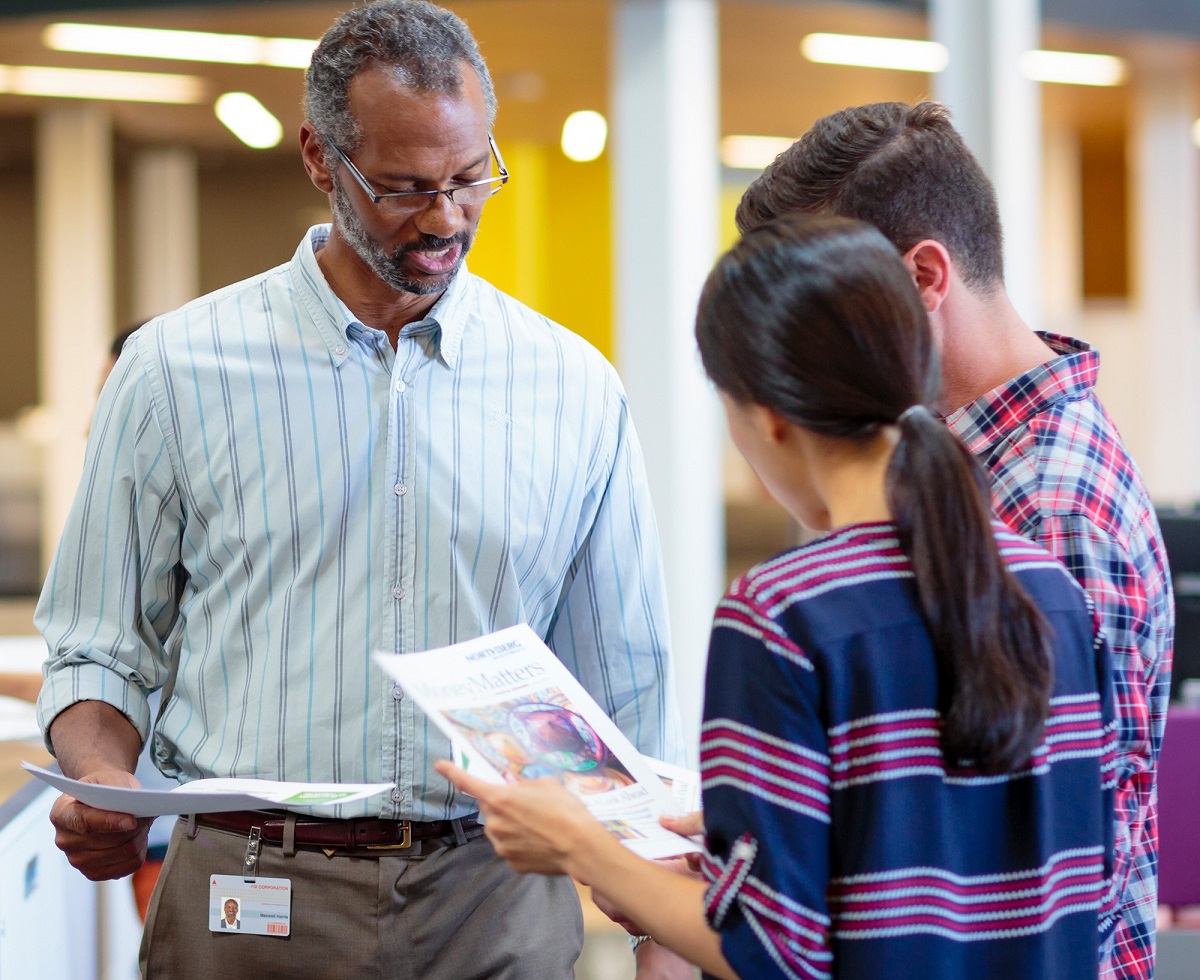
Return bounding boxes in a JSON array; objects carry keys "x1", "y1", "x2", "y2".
[
  {"x1": 901, "y1": 240, "x2": 953, "y2": 314},
  {"x1": 753, "y1": 404, "x2": 792, "y2": 444}
]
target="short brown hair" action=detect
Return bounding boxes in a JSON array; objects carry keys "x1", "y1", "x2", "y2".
[{"x1": 735, "y1": 102, "x2": 1004, "y2": 290}]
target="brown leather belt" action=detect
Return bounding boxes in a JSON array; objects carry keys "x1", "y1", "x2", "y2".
[{"x1": 195, "y1": 810, "x2": 482, "y2": 851}]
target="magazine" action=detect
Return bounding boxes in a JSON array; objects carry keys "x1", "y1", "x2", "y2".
[{"x1": 377, "y1": 625, "x2": 701, "y2": 860}]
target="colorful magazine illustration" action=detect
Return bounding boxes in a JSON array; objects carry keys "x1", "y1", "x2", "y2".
[{"x1": 377, "y1": 624, "x2": 701, "y2": 859}]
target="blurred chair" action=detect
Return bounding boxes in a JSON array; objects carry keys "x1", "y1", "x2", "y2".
[{"x1": 1159, "y1": 706, "x2": 1200, "y2": 919}]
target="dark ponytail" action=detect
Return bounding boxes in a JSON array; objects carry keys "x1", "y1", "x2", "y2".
[
  {"x1": 695, "y1": 213, "x2": 1053, "y2": 774},
  {"x1": 887, "y1": 406, "x2": 1052, "y2": 772}
]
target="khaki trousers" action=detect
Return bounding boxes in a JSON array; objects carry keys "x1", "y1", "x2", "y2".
[{"x1": 139, "y1": 818, "x2": 583, "y2": 979}]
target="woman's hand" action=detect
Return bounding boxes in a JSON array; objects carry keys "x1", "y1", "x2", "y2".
[{"x1": 435, "y1": 761, "x2": 609, "y2": 877}]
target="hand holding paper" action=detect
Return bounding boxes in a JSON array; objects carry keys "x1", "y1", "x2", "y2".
[
  {"x1": 437, "y1": 761, "x2": 601, "y2": 876},
  {"x1": 377, "y1": 624, "x2": 700, "y2": 859}
]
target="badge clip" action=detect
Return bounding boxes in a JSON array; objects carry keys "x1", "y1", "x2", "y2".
[{"x1": 243, "y1": 826, "x2": 262, "y2": 880}]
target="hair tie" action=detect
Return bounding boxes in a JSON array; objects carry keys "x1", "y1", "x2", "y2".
[{"x1": 896, "y1": 404, "x2": 929, "y2": 426}]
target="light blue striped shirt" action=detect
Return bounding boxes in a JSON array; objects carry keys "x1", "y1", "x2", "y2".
[{"x1": 37, "y1": 225, "x2": 682, "y2": 819}]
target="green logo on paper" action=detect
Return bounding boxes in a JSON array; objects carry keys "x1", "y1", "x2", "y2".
[{"x1": 281, "y1": 791, "x2": 349, "y2": 804}]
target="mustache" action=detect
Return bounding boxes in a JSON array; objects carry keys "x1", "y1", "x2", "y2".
[{"x1": 396, "y1": 234, "x2": 470, "y2": 256}]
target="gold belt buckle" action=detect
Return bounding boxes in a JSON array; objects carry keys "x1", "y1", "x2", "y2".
[{"x1": 364, "y1": 820, "x2": 412, "y2": 850}]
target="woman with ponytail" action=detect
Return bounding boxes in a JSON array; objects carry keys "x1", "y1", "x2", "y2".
[{"x1": 440, "y1": 215, "x2": 1118, "y2": 979}]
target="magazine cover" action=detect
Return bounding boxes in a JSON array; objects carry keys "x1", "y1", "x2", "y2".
[{"x1": 377, "y1": 625, "x2": 700, "y2": 859}]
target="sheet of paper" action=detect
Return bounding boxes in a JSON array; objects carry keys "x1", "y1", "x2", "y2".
[
  {"x1": 643, "y1": 756, "x2": 702, "y2": 813},
  {"x1": 377, "y1": 624, "x2": 700, "y2": 859},
  {"x1": 20, "y1": 762, "x2": 394, "y2": 818}
]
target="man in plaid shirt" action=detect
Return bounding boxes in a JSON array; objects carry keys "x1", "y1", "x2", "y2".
[{"x1": 734, "y1": 101, "x2": 1174, "y2": 978}]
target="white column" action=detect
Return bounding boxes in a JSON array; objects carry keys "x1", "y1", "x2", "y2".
[
  {"x1": 36, "y1": 105, "x2": 113, "y2": 566},
  {"x1": 131, "y1": 146, "x2": 200, "y2": 321},
  {"x1": 1130, "y1": 49, "x2": 1200, "y2": 505},
  {"x1": 931, "y1": 0, "x2": 1043, "y2": 328},
  {"x1": 612, "y1": 0, "x2": 723, "y2": 751}
]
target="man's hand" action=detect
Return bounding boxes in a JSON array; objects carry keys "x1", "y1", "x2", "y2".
[
  {"x1": 46, "y1": 702, "x2": 148, "y2": 882},
  {"x1": 49, "y1": 768, "x2": 150, "y2": 881},
  {"x1": 635, "y1": 939, "x2": 699, "y2": 979}
]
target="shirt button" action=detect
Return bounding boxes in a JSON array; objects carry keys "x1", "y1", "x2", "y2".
[
  {"x1": 392, "y1": 586, "x2": 406, "y2": 600},
  {"x1": 392, "y1": 684, "x2": 404, "y2": 700},
  {"x1": 394, "y1": 483, "x2": 407, "y2": 496},
  {"x1": 333, "y1": 344, "x2": 348, "y2": 357},
  {"x1": 394, "y1": 379, "x2": 407, "y2": 393},
  {"x1": 391, "y1": 788, "x2": 402, "y2": 803}
]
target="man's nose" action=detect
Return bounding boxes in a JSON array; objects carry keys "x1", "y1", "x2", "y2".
[{"x1": 413, "y1": 190, "x2": 464, "y2": 239}]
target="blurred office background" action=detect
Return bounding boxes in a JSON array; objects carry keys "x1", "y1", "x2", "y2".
[{"x1": 0, "y1": 1, "x2": 1199, "y2": 976}]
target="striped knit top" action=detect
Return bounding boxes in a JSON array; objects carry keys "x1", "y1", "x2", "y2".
[{"x1": 700, "y1": 522, "x2": 1118, "y2": 980}]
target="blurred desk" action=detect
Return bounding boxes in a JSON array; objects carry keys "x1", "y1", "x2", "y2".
[{"x1": 0, "y1": 739, "x2": 51, "y2": 799}]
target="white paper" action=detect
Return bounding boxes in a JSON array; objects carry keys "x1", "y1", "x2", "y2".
[
  {"x1": 20, "y1": 762, "x2": 394, "y2": 818},
  {"x1": 376, "y1": 624, "x2": 700, "y2": 859},
  {"x1": 644, "y1": 757, "x2": 702, "y2": 814}
]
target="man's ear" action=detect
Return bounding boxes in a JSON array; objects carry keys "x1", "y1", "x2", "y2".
[
  {"x1": 299, "y1": 122, "x2": 335, "y2": 194},
  {"x1": 901, "y1": 240, "x2": 953, "y2": 314}
]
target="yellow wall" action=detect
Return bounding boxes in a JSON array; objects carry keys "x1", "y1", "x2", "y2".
[
  {"x1": 465, "y1": 147, "x2": 751, "y2": 364},
  {"x1": 467, "y1": 141, "x2": 613, "y2": 360}
]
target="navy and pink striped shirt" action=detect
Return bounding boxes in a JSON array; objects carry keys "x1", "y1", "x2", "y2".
[{"x1": 700, "y1": 522, "x2": 1118, "y2": 980}]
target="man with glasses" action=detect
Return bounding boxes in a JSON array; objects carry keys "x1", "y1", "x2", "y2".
[{"x1": 36, "y1": 2, "x2": 681, "y2": 976}]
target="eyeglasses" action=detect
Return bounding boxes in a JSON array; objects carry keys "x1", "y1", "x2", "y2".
[{"x1": 323, "y1": 133, "x2": 509, "y2": 215}]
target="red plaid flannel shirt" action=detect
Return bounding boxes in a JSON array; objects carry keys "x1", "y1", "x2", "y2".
[{"x1": 946, "y1": 333, "x2": 1174, "y2": 980}]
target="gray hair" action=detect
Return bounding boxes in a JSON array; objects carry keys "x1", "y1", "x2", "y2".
[{"x1": 305, "y1": 0, "x2": 497, "y2": 154}]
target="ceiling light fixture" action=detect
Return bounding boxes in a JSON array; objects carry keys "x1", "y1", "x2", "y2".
[
  {"x1": 0, "y1": 63, "x2": 206, "y2": 103},
  {"x1": 215, "y1": 92, "x2": 283, "y2": 149},
  {"x1": 561, "y1": 110, "x2": 607, "y2": 162},
  {"x1": 1019, "y1": 50, "x2": 1127, "y2": 86},
  {"x1": 720, "y1": 135, "x2": 796, "y2": 171},
  {"x1": 800, "y1": 33, "x2": 948, "y2": 73},
  {"x1": 44, "y1": 23, "x2": 316, "y2": 69}
]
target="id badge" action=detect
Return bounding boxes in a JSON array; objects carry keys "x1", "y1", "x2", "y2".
[{"x1": 209, "y1": 874, "x2": 292, "y2": 936}]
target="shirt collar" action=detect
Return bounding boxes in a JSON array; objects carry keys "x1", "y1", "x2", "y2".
[
  {"x1": 944, "y1": 332, "x2": 1099, "y2": 456},
  {"x1": 290, "y1": 223, "x2": 470, "y2": 370}
]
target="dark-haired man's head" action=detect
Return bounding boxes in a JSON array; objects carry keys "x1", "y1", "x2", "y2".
[{"x1": 735, "y1": 102, "x2": 1004, "y2": 294}]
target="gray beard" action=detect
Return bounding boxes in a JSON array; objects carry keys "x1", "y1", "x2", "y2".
[{"x1": 330, "y1": 176, "x2": 466, "y2": 295}]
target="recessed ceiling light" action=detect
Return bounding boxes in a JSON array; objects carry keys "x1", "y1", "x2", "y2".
[
  {"x1": 45, "y1": 23, "x2": 316, "y2": 69},
  {"x1": 0, "y1": 63, "x2": 206, "y2": 103},
  {"x1": 720, "y1": 135, "x2": 796, "y2": 171},
  {"x1": 800, "y1": 33, "x2": 948, "y2": 73},
  {"x1": 561, "y1": 110, "x2": 607, "y2": 162}
]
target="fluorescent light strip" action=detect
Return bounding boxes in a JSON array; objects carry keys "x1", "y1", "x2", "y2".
[
  {"x1": 0, "y1": 63, "x2": 205, "y2": 103},
  {"x1": 801, "y1": 33, "x2": 948, "y2": 73},
  {"x1": 721, "y1": 135, "x2": 796, "y2": 171},
  {"x1": 1019, "y1": 50, "x2": 1127, "y2": 86},
  {"x1": 45, "y1": 23, "x2": 316, "y2": 69},
  {"x1": 215, "y1": 92, "x2": 283, "y2": 148},
  {"x1": 1193, "y1": 118, "x2": 1200, "y2": 149}
]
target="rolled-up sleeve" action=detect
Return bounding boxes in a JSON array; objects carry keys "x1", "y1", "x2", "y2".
[{"x1": 36, "y1": 335, "x2": 185, "y2": 752}]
